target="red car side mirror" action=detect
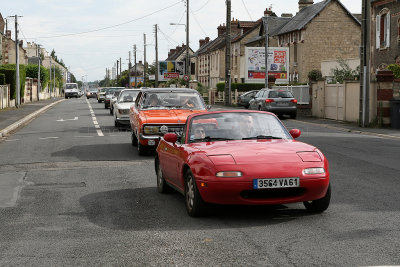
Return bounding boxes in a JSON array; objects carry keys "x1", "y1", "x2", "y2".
[
  {"x1": 289, "y1": 129, "x2": 301, "y2": 139},
  {"x1": 164, "y1": 133, "x2": 178, "y2": 143}
]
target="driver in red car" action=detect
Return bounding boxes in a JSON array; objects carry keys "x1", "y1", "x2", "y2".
[{"x1": 237, "y1": 115, "x2": 255, "y2": 139}]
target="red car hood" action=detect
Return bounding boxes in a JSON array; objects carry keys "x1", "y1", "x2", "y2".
[
  {"x1": 189, "y1": 140, "x2": 318, "y2": 164},
  {"x1": 140, "y1": 109, "x2": 206, "y2": 124}
]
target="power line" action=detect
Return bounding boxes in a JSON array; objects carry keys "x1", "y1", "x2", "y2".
[
  {"x1": 158, "y1": 27, "x2": 178, "y2": 46},
  {"x1": 241, "y1": 0, "x2": 253, "y2": 21},
  {"x1": 32, "y1": 1, "x2": 181, "y2": 39},
  {"x1": 190, "y1": 8, "x2": 207, "y2": 36},
  {"x1": 192, "y1": 0, "x2": 210, "y2": 13}
]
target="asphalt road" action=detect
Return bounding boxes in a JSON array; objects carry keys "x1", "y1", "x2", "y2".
[{"x1": 0, "y1": 98, "x2": 399, "y2": 266}]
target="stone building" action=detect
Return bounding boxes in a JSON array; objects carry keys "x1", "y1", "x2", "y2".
[
  {"x1": 370, "y1": 0, "x2": 400, "y2": 74},
  {"x1": 0, "y1": 30, "x2": 28, "y2": 65},
  {"x1": 272, "y1": 0, "x2": 361, "y2": 83}
]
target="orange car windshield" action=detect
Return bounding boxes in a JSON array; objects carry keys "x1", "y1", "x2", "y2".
[{"x1": 142, "y1": 92, "x2": 205, "y2": 110}]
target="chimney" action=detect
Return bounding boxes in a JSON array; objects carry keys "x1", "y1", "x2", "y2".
[
  {"x1": 264, "y1": 8, "x2": 274, "y2": 17},
  {"x1": 218, "y1": 24, "x2": 226, "y2": 37},
  {"x1": 298, "y1": 0, "x2": 314, "y2": 11},
  {"x1": 281, "y1": 13, "x2": 293, "y2": 18},
  {"x1": 169, "y1": 49, "x2": 176, "y2": 56},
  {"x1": 199, "y1": 39, "x2": 206, "y2": 48},
  {"x1": 205, "y1": 37, "x2": 210, "y2": 43}
]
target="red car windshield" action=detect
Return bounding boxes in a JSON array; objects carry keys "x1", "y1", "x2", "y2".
[{"x1": 188, "y1": 112, "x2": 291, "y2": 142}]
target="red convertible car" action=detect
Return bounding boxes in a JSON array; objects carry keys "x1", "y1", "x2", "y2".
[{"x1": 155, "y1": 110, "x2": 330, "y2": 217}]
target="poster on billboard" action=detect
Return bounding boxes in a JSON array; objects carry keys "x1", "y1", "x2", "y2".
[
  {"x1": 130, "y1": 76, "x2": 144, "y2": 87},
  {"x1": 245, "y1": 47, "x2": 289, "y2": 84},
  {"x1": 158, "y1": 61, "x2": 185, "y2": 81}
]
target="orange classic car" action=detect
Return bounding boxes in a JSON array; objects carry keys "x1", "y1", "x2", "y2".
[{"x1": 130, "y1": 88, "x2": 208, "y2": 155}]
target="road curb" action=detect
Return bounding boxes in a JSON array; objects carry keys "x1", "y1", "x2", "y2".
[
  {"x1": 0, "y1": 99, "x2": 65, "y2": 138},
  {"x1": 291, "y1": 119, "x2": 400, "y2": 140}
]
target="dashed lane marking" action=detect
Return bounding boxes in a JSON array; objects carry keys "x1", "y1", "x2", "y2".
[{"x1": 86, "y1": 98, "x2": 104, "y2": 137}]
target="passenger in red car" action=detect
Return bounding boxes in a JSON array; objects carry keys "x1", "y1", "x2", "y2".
[{"x1": 193, "y1": 125, "x2": 206, "y2": 139}]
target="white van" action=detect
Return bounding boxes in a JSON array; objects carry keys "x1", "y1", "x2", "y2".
[{"x1": 64, "y1": 83, "x2": 79, "y2": 98}]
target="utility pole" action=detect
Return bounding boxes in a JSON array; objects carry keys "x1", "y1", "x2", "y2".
[
  {"x1": 264, "y1": 16, "x2": 269, "y2": 88},
  {"x1": 37, "y1": 44, "x2": 41, "y2": 101},
  {"x1": 144, "y1": 33, "x2": 147, "y2": 87},
  {"x1": 120, "y1": 57, "x2": 122, "y2": 80},
  {"x1": 186, "y1": 0, "x2": 190, "y2": 88},
  {"x1": 49, "y1": 58, "x2": 52, "y2": 98},
  {"x1": 53, "y1": 65, "x2": 56, "y2": 96},
  {"x1": 134, "y1": 45, "x2": 137, "y2": 88},
  {"x1": 225, "y1": 0, "x2": 232, "y2": 105},
  {"x1": 128, "y1": 51, "x2": 132, "y2": 88},
  {"x1": 116, "y1": 60, "x2": 119, "y2": 84},
  {"x1": 14, "y1": 15, "x2": 21, "y2": 107},
  {"x1": 155, "y1": 24, "x2": 159, "y2": 87},
  {"x1": 359, "y1": 0, "x2": 370, "y2": 127}
]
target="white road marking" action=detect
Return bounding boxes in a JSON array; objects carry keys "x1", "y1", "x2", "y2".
[
  {"x1": 56, "y1": 117, "x2": 78, "y2": 122},
  {"x1": 75, "y1": 136, "x2": 94, "y2": 138},
  {"x1": 5, "y1": 139, "x2": 20, "y2": 142},
  {"x1": 86, "y1": 98, "x2": 104, "y2": 137},
  {"x1": 39, "y1": 137, "x2": 59, "y2": 140}
]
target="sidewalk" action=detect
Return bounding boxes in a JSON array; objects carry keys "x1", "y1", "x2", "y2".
[
  {"x1": 210, "y1": 104, "x2": 400, "y2": 140},
  {"x1": 0, "y1": 98, "x2": 64, "y2": 138}
]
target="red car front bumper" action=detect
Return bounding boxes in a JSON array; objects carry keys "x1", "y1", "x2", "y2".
[{"x1": 196, "y1": 177, "x2": 329, "y2": 205}]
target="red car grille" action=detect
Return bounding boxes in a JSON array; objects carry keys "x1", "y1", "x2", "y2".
[{"x1": 240, "y1": 188, "x2": 306, "y2": 199}]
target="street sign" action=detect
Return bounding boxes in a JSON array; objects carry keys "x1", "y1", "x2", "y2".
[{"x1": 183, "y1": 75, "x2": 190, "y2": 81}]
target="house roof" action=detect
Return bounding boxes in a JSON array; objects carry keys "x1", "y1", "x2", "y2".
[
  {"x1": 166, "y1": 45, "x2": 194, "y2": 61},
  {"x1": 232, "y1": 21, "x2": 262, "y2": 43},
  {"x1": 245, "y1": 16, "x2": 291, "y2": 45},
  {"x1": 276, "y1": 0, "x2": 361, "y2": 35}
]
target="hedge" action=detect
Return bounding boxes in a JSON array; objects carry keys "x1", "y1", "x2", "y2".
[
  {"x1": 26, "y1": 64, "x2": 50, "y2": 91},
  {"x1": 216, "y1": 82, "x2": 266, "y2": 92},
  {"x1": 0, "y1": 73, "x2": 5, "y2": 85},
  {"x1": 0, "y1": 64, "x2": 26, "y2": 99}
]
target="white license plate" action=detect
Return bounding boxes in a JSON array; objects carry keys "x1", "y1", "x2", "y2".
[
  {"x1": 276, "y1": 102, "x2": 289, "y2": 106},
  {"x1": 148, "y1": 140, "x2": 156, "y2": 146},
  {"x1": 253, "y1": 178, "x2": 299, "y2": 189}
]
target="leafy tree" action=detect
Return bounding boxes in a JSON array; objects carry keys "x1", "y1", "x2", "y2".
[{"x1": 388, "y1": 64, "x2": 400, "y2": 79}]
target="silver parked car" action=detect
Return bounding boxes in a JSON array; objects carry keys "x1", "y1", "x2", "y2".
[{"x1": 249, "y1": 88, "x2": 297, "y2": 119}]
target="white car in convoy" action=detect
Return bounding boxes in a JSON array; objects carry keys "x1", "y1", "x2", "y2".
[
  {"x1": 113, "y1": 89, "x2": 141, "y2": 127},
  {"x1": 64, "y1": 83, "x2": 80, "y2": 98}
]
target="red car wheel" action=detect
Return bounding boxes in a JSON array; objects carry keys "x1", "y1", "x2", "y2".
[
  {"x1": 155, "y1": 158, "x2": 171, "y2": 193},
  {"x1": 303, "y1": 184, "x2": 331, "y2": 213},
  {"x1": 185, "y1": 170, "x2": 206, "y2": 217}
]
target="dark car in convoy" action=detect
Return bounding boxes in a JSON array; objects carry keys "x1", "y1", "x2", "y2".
[
  {"x1": 249, "y1": 88, "x2": 297, "y2": 119},
  {"x1": 237, "y1": 90, "x2": 259, "y2": 109},
  {"x1": 86, "y1": 88, "x2": 98, "y2": 99},
  {"x1": 104, "y1": 87, "x2": 124, "y2": 109}
]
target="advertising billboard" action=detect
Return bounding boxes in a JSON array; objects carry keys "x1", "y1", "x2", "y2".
[
  {"x1": 158, "y1": 61, "x2": 185, "y2": 82},
  {"x1": 245, "y1": 47, "x2": 289, "y2": 84}
]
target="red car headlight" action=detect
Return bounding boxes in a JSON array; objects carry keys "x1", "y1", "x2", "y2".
[
  {"x1": 303, "y1": 168, "x2": 325, "y2": 175},
  {"x1": 216, "y1": 171, "x2": 242, "y2": 178}
]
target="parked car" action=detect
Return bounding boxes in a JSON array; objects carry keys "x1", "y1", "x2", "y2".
[
  {"x1": 97, "y1": 88, "x2": 106, "y2": 103},
  {"x1": 237, "y1": 90, "x2": 259, "y2": 108},
  {"x1": 155, "y1": 110, "x2": 330, "y2": 217},
  {"x1": 130, "y1": 88, "x2": 208, "y2": 155},
  {"x1": 249, "y1": 88, "x2": 297, "y2": 118},
  {"x1": 86, "y1": 88, "x2": 98, "y2": 99},
  {"x1": 113, "y1": 89, "x2": 141, "y2": 127}
]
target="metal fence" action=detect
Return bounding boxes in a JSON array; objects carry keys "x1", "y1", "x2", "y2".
[
  {"x1": 0, "y1": 85, "x2": 9, "y2": 109},
  {"x1": 272, "y1": 85, "x2": 310, "y2": 104}
]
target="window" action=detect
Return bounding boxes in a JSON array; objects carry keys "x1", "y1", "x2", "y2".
[{"x1": 376, "y1": 8, "x2": 391, "y2": 49}]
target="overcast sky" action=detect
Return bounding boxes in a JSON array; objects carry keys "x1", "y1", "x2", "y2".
[{"x1": 2, "y1": 0, "x2": 361, "y2": 82}]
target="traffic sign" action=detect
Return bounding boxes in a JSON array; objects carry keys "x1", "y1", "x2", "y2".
[{"x1": 183, "y1": 75, "x2": 190, "y2": 82}]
